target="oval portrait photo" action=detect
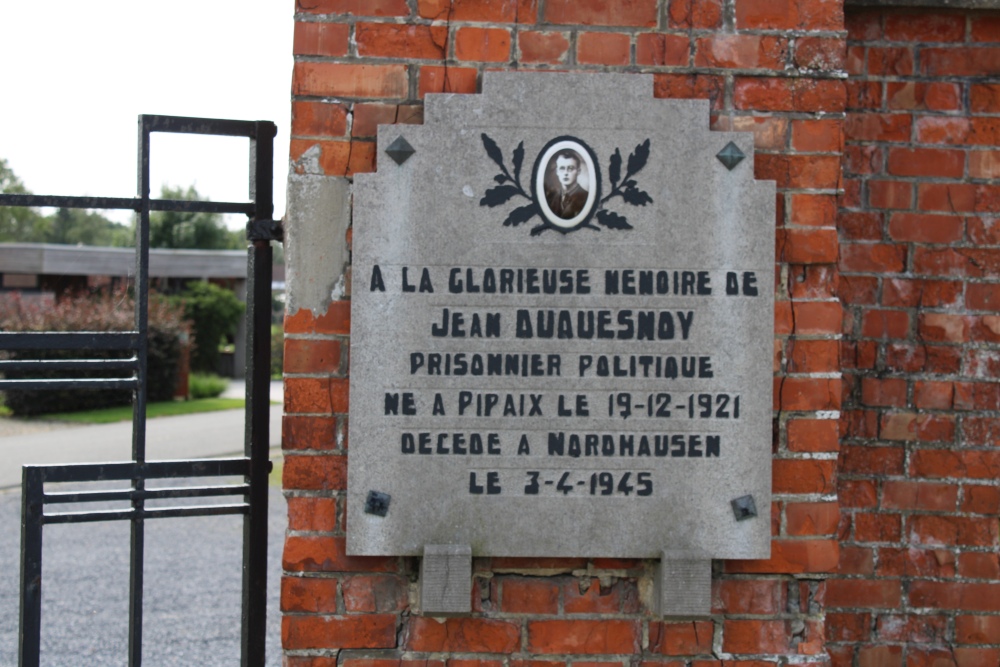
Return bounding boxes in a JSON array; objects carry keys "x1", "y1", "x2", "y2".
[{"x1": 533, "y1": 138, "x2": 599, "y2": 230}]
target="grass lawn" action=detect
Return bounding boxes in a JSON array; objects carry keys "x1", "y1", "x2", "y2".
[{"x1": 39, "y1": 398, "x2": 246, "y2": 424}]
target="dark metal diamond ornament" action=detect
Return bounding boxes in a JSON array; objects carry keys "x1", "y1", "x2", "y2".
[
  {"x1": 731, "y1": 495, "x2": 758, "y2": 521},
  {"x1": 385, "y1": 136, "x2": 416, "y2": 165},
  {"x1": 365, "y1": 490, "x2": 391, "y2": 517},
  {"x1": 716, "y1": 141, "x2": 746, "y2": 170}
]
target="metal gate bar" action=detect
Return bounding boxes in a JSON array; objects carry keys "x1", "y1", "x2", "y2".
[{"x1": 0, "y1": 114, "x2": 279, "y2": 667}]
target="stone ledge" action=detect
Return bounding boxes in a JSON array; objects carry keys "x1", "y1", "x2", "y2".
[{"x1": 846, "y1": 0, "x2": 1000, "y2": 9}]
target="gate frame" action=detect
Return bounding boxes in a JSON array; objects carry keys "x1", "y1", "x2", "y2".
[{"x1": 0, "y1": 114, "x2": 280, "y2": 667}]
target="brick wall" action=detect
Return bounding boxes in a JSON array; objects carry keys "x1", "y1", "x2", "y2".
[
  {"x1": 282, "y1": 0, "x2": 852, "y2": 663},
  {"x1": 831, "y1": 6, "x2": 1000, "y2": 667}
]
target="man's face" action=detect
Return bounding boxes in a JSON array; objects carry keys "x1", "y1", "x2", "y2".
[{"x1": 555, "y1": 155, "x2": 580, "y2": 188}]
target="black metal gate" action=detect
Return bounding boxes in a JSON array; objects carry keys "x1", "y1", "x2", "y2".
[{"x1": 0, "y1": 115, "x2": 281, "y2": 667}]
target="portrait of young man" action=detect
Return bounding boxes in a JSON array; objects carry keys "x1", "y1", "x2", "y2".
[{"x1": 544, "y1": 149, "x2": 589, "y2": 220}]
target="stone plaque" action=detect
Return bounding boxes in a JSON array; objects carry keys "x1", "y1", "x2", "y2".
[{"x1": 348, "y1": 73, "x2": 774, "y2": 561}]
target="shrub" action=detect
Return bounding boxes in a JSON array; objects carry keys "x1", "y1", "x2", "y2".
[
  {"x1": 0, "y1": 290, "x2": 189, "y2": 416},
  {"x1": 174, "y1": 281, "x2": 244, "y2": 374},
  {"x1": 189, "y1": 372, "x2": 229, "y2": 399}
]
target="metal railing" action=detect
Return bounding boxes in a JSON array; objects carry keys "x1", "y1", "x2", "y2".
[{"x1": 0, "y1": 114, "x2": 280, "y2": 667}]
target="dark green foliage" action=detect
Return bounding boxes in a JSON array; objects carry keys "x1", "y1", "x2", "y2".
[
  {"x1": 0, "y1": 291, "x2": 189, "y2": 416},
  {"x1": 150, "y1": 185, "x2": 243, "y2": 250},
  {"x1": 270, "y1": 324, "x2": 283, "y2": 378},
  {"x1": 188, "y1": 373, "x2": 228, "y2": 399},
  {"x1": 0, "y1": 158, "x2": 46, "y2": 242},
  {"x1": 175, "y1": 281, "x2": 244, "y2": 373}
]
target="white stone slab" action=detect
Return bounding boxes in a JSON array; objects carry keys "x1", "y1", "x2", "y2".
[{"x1": 347, "y1": 72, "x2": 774, "y2": 560}]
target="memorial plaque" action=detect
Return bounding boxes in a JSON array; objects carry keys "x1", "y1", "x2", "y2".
[{"x1": 348, "y1": 73, "x2": 774, "y2": 565}]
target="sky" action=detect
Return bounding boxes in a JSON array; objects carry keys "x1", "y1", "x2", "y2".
[{"x1": 0, "y1": 1, "x2": 293, "y2": 229}]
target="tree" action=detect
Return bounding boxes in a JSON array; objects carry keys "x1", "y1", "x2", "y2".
[
  {"x1": 175, "y1": 281, "x2": 244, "y2": 373},
  {"x1": 149, "y1": 185, "x2": 243, "y2": 250},
  {"x1": 46, "y1": 207, "x2": 133, "y2": 246},
  {"x1": 0, "y1": 158, "x2": 46, "y2": 242}
]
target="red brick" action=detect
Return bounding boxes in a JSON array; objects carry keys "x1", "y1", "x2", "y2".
[
  {"x1": 962, "y1": 485, "x2": 1000, "y2": 514},
  {"x1": 787, "y1": 418, "x2": 839, "y2": 452},
  {"x1": 841, "y1": 243, "x2": 906, "y2": 273},
  {"x1": 845, "y1": 113, "x2": 911, "y2": 142},
  {"x1": 636, "y1": 33, "x2": 689, "y2": 66},
  {"x1": 292, "y1": 101, "x2": 348, "y2": 139},
  {"x1": 876, "y1": 546, "x2": 956, "y2": 578},
  {"x1": 882, "y1": 412, "x2": 955, "y2": 442},
  {"x1": 282, "y1": 614, "x2": 397, "y2": 650},
  {"x1": 526, "y1": 620, "x2": 639, "y2": 654},
  {"x1": 713, "y1": 579, "x2": 785, "y2": 614},
  {"x1": 285, "y1": 301, "x2": 351, "y2": 336},
  {"x1": 869, "y1": 46, "x2": 914, "y2": 76},
  {"x1": 917, "y1": 116, "x2": 972, "y2": 145},
  {"x1": 842, "y1": 444, "x2": 906, "y2": 475},
  {"x1": 694, "y1": 35, "x2": 786, "y2": 69},
  {"x1": 780, "y1": 228, "x2": 838, "y2": 264},
  {"x1": 787, "y1": 339, "x2": 839, "y2": 374},
  {"x1": 888, "y1": 213, "x2": 964, "y2": 244},
  {"x1": 293, "y1": 62, "x2": 408, "y2": 99},
  {"x1": 500, "y1": 577, "x2": 560, "y2": 614},
  {"x1": 284, "y1": 338, "x2": 342, "y2": 375},
  {"x1": 654, "y1": 73, "x2": 725, "y2": 110},
  {"x1": 866, "y1": 180, "x2": 910, "y2": 210},
  {"x1": 577, "y1": 32, "x2": 631, "y2": 66},
  {"x1": 854, "y1": 511, "x2": 902, "y2": 542},
  {"x1": 791, "y1": 300, "x2": 842, "y2": 334},
  {"x1": 297, "y1": 0, "x2": 409, "y2": 16},
  {"x1": 417, "y1": 0, "x2": 537, "y2": 23},
  {"x1": 861, "y1": 309, "x2": 910, "y2": 339},
  {"x1": 342, "y1": 574, "x2": 409, "y2": 612},
  {"x1": 773, "y1": 458, "x2": 836, "y2": 494},
  {"x1": 283, "y1": 415, "x2": 338, "y2": 451},
  {"x1": 352, "y1": 103, "x2": 423, "y2": 138},
  {"x1": 910, "y1": 515, "x2": 998, "y2": 547},
  {"x1": 875, "y1": 613, "x2": 948, "y2": 644},
  {"x1": 283, "y1": 454, "x2": 346, "y2": 491},
  {"x1": 971, "y1": 83, "x2": 1000, "y2": 112},
  {"x1": 827, "y1": 612, "x2": 871, "y2": 642},
  {"x1": 917, "y1": 183, "x2": 976, "y2": 213},
  {"x1": 844, "y1": 143, "x2": 882, "y2": 176},
  {"x1": 455, "y1": 27, "x2": 511, "y2": 62},
  {"x1": 920, "y1": 312, "x2": 971, "y2": 342},
  {"x1": 283, "y1": 535, "x2": 397, "y2": 573},
  {"x1": 909, "y1": 582, "x2": 1000, "y2": 611},
  {"x1": 956, "y1": 615, "x2": 1000, "y2": 643},
  {"x1": 958, "y1": 553, "x2": 1000, "y2": 580},
  {"x1": 970, "y1": 151, "x2": 1000, "y2": 179},
  {"x1": 648, "y1": 620, "x2": 714, "y2": 655},
  {"x1": 883, "y1": 279, "x2": 962, "y2": 309},
  {"x1": 563, "y1": 578, "x2": 633, "y2": 614},
  {"x1": 287, "y1": 496, "x2": 338, "y2": 532},
  {"x1": 967, "y1": 283, "x2": 1000, "y2": 312},
  {"x1": 285, "y1": 377, "x2": 349, "y2": 414},
  {"x1": 725, "y1": 539, "x2": 840, "y2": 574},
  {"x1": 519, "y1": 31, "x2": 570, "y2": 64},
  {"x1": 884, "y1": 12, "x2": 966, "y2": 41},
  {"x1": 294, "y1": 21, "x2": 349, "y2": 57},
  {"x1": 887, "y1": 81, "x2": 962, "y2": 111},
  {"x1": 795, "y1": 36, "x2": 846, "y2": 71},
  {"x1": 407, "y1": 618, "x2": 520, "y2": 653},
  {"x1": 857, "y1": 645, "x2": 902, "y2": 667},
  {"x1": 282, "y1": 576, "x2": 340, "y2": 613},
  {"x1": 668, "y1": 0, "x2": 723, "y2": 28},
  {"x1": 847, "y1": 80, "x2": 882, "y2": 110},
  {"x1": 827, "y1": 579, "x2": 902, "y2": 609},
  {"x1": 912, "y1": 449, "x2": 1000, "y2": 480},
  {"x1": 922, "y1": 47, "x2": 1000, "y2": 77},
  {"x1": 914, "y1": 380, "x2": 954, "y2": 409},
  {"x1": 786, "y1": 502, "x2": 839, "y2": 536},
  {"x1": 792, "y1": 119, "x2": 842, "y2": 153},
  {"x1": 887, "y1": 147, "x2": 965, "y2": 178},
  {"x1": 419, "y1": 65, "x2": 479, "y2": 97},
  {"x1": 883, "y1": 481, "x2": 958, "y2": 511},
  {"x1": 838, "y1": 545, "x2": 876, "y2": 574},
  {"x1": 722, "y1": 620, "x2": 794, "y2": 654},
  {"x1": 544, "y1": 0, "x2": 657, "y2": 27},
  {"x1": 860, "y1": 377, "x2": 907, "y2": 407},
  {"x1": 846, "y1": 9, "x2": 881, "y2": 39},
  {"x1": 356, "y1": 23, "x2": 448, "y2": 59}
]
